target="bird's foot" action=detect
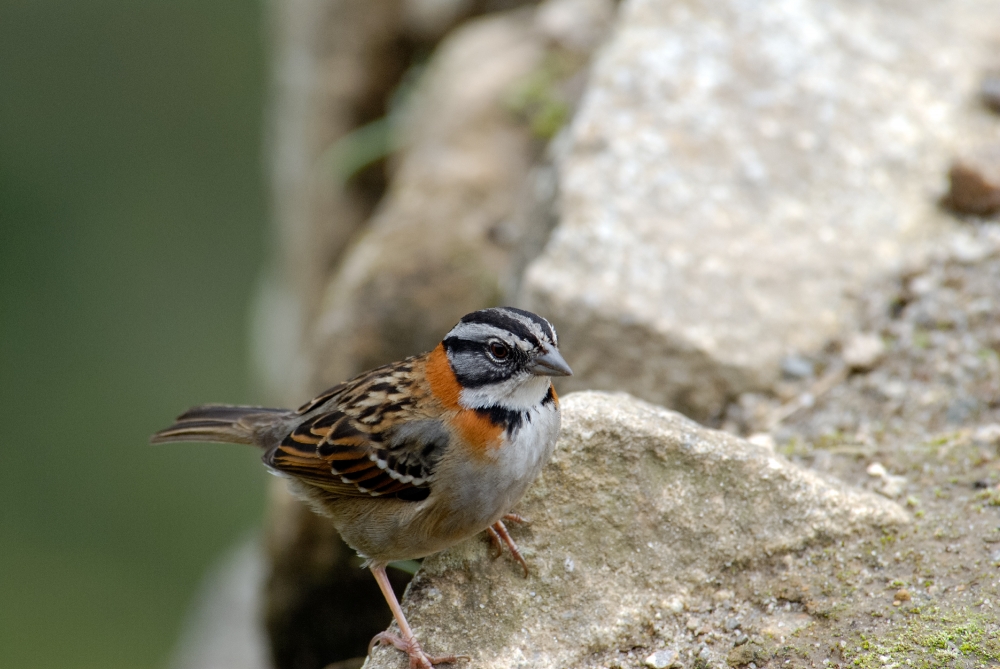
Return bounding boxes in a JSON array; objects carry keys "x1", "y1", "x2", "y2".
[
  {"x1": 486, "y1": 525, "x2": 504, "y2": 559},
  {"x1": 489, "y1": 519, "x2": 529, "y2": 577},
  {"x1": 369, "y1": 631, "x2": 467, "y2": 669},
  {"x1": 502, "y1": 512, "x2": 530, "y2": 525}
]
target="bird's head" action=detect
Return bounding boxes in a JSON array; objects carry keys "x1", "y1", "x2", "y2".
[{"x1": 442, "y1": 307, "x2": 571, "y2": 410}]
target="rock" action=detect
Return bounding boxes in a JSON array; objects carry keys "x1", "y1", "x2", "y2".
[
  {"x1": 312, "y1": 1, "x2": 612, "y2": 387},
  {"x1": 865, "y1": 462, "x2": 887, "y2": 478},
  {"x1": 311, "y1": 8, "x2": 547, "y2": 386},
  {"x1": 746, "y1": 432, "x2": 775, "y2": 451},
  {"x1": 781, "y1": 354, "x2": 815, "y2": 380},
  {"x1": 261, "y1": 4, "x2": 615, "y2": 666},
  {"x1": 364, "y1": 392, "x2": 907, "y2": 668},
  {"x1": 726, "y1": 642, "x2": 769, "y2": 667},
  {"x1": 865, "y1": 461, "x2": 907, "y2": 499},
  {"x1": 973, "y1": 423, "x2": 1000, "y2": 447},
  {"x1": 264, "y1": 0, "x2": 413, "y2": 398},
  {"x1": 943, "y1": 145, "x2": 1000, "y2": 216},
  {"x1": 521, "y1": 0, "x2": 1000, "y2": 421},
  {"x1": 644, "y1": 648, "x2": 679, "y2": 668},
  {"x1": 402, "y1": 0, "x2": 479, "y2": 41},
  {"x1": 535, "y1": 0, "x2": 614, "y2": 53},
  {"x1": 842, "y1": 332, "x2": 886, "y2": 371}
]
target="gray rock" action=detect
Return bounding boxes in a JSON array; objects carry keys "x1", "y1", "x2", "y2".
[
  {"x1": 311, "y1": 0, "x2": 615, "y2": 387},
  {"x1": 780, "y1": 354, "x2": 814, "y2": 380},
  {"x1": 842, "y1": 332, "x2": 886, "y2": 372},
  {"x1": 311, "y1": 9, "x2": 547, "y2": 385},
  {"x1": 364, "y1": 392, "x2": 907, "y2": 668},
  {"x1": 521, "y1": 0, "x2": 1000, "y2": 420},
  {"x1": 644, "y1": 649, "x2": 679, "y2": 668}
]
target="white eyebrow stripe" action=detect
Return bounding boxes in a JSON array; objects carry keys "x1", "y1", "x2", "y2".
[{"x1": 448, "y1": 322, "x2": 516, "y2": 342}]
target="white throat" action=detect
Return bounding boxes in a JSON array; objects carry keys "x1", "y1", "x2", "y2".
[{"x1": 458, "y1": 374, "x2": 551, "y2": 411}]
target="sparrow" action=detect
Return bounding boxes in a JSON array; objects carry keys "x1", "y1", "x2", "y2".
[{"x1": 151, "y1": 306, "x2": 572, "y2": 669}]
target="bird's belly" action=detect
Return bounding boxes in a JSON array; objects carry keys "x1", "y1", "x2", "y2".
[{"x1": 316, "y1": 405, "x2": 560, "y2": 565}]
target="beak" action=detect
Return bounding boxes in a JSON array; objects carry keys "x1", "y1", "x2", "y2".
[{"x1": 529, "y1": 347, "x2": 573, "y2": 377}]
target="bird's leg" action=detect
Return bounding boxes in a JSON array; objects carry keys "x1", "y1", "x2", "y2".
[
  {"x1": 368, "y1": 565, "x2": 467, "y2": 669},
  {"x1": 485, "y1": 525, "x2": 504, "y2": 559},
  {"x1": 490, "y1": 519, "x2": 529, "y2": 577}
]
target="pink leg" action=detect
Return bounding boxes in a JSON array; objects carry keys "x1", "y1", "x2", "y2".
[
  {"x1": 368, "y1": 565, "x2": 467, "y2": 669},
  {"x1": 485, "y1": 525, "x2": 504, "y2": 559},
  {"x1": 490, "y1": 519, "x2": 529, "y2": 577}
]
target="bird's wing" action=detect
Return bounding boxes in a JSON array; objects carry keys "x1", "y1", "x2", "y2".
[{"x1": 263, "y1": 356, "x2": 446, "y2": 500}]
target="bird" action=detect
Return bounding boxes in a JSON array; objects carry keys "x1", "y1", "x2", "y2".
[{"x1": 151, "y1": 306, "x2": 572, "y2": 669}]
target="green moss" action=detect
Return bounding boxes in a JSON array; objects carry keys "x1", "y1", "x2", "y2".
[
  {"x1": 815, "y1": 430, "x2": 848, "y2": 450},
  {"x1": 842, "y1": 610, "x2": 1000, "y2": 669},
  {"x1": 504, "y1": 52, "x2": 581, "y2": 139},
  {"x1": 975, "y1": 487, "x2": 1000, "y2": 506}
]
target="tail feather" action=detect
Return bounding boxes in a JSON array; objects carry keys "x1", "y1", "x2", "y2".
[{"x1": 151, "y1": 404, "x2": 288, "y2": 446}]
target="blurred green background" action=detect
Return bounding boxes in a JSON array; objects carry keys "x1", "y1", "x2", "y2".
[{"x1": 1, "y1": 1, "x2": 271, "y2": 667}]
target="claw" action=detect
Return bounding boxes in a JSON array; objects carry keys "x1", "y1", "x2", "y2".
[
  {"x1": 369, "y1": 631, "x2": 467, "y2": 669},
  {"x1": 490, "y1": 519, "x2": 529, "y2": 577},
  {"x1": 486, "y1": 526, "x2": 504, "y2": 559},
  {"x1": 369, "y1": 565, "x2": 468, "y2": 668}
]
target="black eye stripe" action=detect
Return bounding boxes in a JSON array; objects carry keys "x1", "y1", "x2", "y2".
[
  {"x1": 443, "y1": 337, "x2": 529, "y2": 388},
  {"x1": 442, "y1": 337, "x2": 484, "y2": 355}
]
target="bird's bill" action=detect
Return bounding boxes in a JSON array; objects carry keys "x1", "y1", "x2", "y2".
[{"x1": 529, "y1": 348, "x2": 573, "y2": 377}]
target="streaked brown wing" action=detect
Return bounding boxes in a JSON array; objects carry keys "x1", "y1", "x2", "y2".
[{"x1": 264, "y1": 356, "x2": 446, "y2": 500}]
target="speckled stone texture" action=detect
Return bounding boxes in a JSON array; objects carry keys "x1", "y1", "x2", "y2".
[
  {"x1": 363, "y1": 391, "x2": 907, "y2": 669},
  {"x1": 521, "y1": 0, "x2": 1000, "y2": 420}
]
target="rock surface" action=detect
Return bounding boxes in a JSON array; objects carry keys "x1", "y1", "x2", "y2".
[
  {"x1": 310, "y1": 8, "x2": 546, "y2": 385},
  {"x1": 720, "y1": 220, "x2": 1000, "y2": 669},
  {"x1": 260, "y1": 0, "x2": 412, "y2": 403},
  {"x1": 521, "y1": 0, "x2": 1000, "y2": 420},
  {"x1": 254, "y1": 4, "x2": 615, "y2": 668},
  {"x1": 311, "y1": 0, "x2": 613, "y2": 387},
  {"x1": 364, "y1": 391, "x2": 907, "y2": 669}
]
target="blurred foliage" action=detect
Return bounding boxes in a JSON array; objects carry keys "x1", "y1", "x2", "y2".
[
  {"x1": 324, "y1": 116, "x2": 398, "y2": 183},
  {"x1": 321, "y1": 60, "x2": 427, "y2": 183},
  {"x1": 0, "y1": 1, "x2": 269, "y2": 668},
  {"x1": 504, "y1": 51, "x2": 581, "y2": 140}
]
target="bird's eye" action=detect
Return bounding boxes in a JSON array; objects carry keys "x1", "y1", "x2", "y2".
[{"x1": 489, "y1": 341, "x2": 510, "y2": 360}]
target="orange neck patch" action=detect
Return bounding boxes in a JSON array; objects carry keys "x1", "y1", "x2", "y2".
[
  {"x1": 453, "y1": 409, "x2": 504, "y2": 455},
  {"x1": 426, "y1": 343, "x2": 461, "y2": 409},
  {"x1": 426, "y1": 343, "x2": 504, "y2": 455}
]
